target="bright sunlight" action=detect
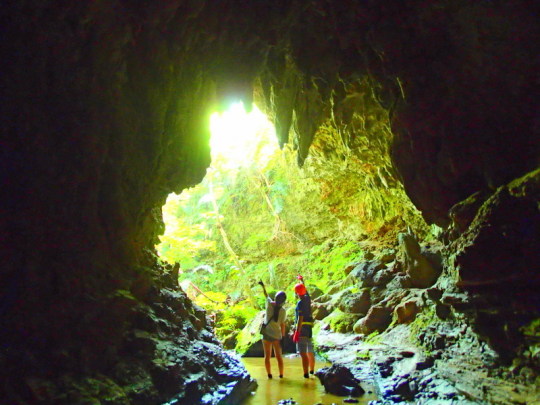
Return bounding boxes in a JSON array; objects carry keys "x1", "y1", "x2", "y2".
[
  {"x1": 209, "y1": 102, "x2": 278, "y2": 168},
  {"x1": 157, "y1": 102, "x2": 280, "y2": 268}
]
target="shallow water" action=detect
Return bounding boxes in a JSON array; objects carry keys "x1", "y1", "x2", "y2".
[{"x1": 241, "y1": 356, "x2": 377, "y2": 405}]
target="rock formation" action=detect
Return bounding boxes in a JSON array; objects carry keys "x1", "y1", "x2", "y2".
[{"x1": 1, "y1": 1, "x2": 538, "y2": 403}]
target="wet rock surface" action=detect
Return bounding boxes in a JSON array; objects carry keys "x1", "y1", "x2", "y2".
[{"x1": 315, "y1": 364, "x2": 365, "y2": 397}]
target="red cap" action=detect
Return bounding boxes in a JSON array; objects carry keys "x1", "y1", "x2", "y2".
[{"x1": 294, "y1": 283, "x2": 307, "y2": 296}]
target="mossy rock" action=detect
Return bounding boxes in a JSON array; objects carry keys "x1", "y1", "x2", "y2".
[
  {"x1": 221, "y1": 332, "x2": 238, "y2": 350},
  {"x1": 323, "y1": 309, "x2": 360, "y2": 333},
  {"x1": 235, "y1": 311, "x2": 265, "y2": 356},
  {"x1": 337, "y1": 288, "x2": 371, "y2": 315}
]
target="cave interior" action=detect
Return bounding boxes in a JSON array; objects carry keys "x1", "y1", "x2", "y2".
[{"x1": 1, "y1": 1, "x2": 539, "y2": 404}]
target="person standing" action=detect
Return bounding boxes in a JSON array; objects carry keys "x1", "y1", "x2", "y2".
[
  {"x1": 292, "y1": 275, "x2": 315, "y2": 378},
  {"x1": 258, "y1": 281, "x2": 287, "y2": 379}
]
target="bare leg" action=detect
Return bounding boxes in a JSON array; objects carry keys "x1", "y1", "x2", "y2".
[
  {"x1": 308, "y1": 351, "x2": 315, "y2": 373},
  {"x1": 271, "y1": 340, "x2": 284, "y2": 377},
  {"x1": 300, "y1": 352, "x2": 309, "y2": 375},
  {"x1": 262, "y1": 340, "x2": 273, "y2": 377}
]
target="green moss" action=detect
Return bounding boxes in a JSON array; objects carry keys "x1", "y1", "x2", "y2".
[
  {"x1": 325, "y1": 309, "x2": 357, "y2": 333},
  {"x1": 521, "y1": 318, "x2": 540, "y2": 362},
  {"x1": 408, "y1": 307, "x2": 439, "y2": 347},
  {"x1": 235, "y1": 311, "x2": 264, "y2": 355},
  {"x1": 193, "y1": 293, "x2": 257, "y2": 342},
  {"x1": 356, "y1": 350, "x2": 371, "y2": 361},
  {"x1": 364, "y1": 331, "x2": 382, "y2": 345},
  {"x1": 297, "y1": 239, "x2": 365, "y2": 292}
]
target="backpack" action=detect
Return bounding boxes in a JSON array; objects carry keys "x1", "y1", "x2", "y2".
[
  {"x1": 259, "y1": 305, "x2": 274, "y2": 334},
  {"x1": 259, "y1": 318, "x2": 270, "y2": 335}
]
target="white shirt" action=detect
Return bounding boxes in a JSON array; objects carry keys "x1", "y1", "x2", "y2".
[{"x1": 264, "y1": 297, "x2": 286, "y2": 340}]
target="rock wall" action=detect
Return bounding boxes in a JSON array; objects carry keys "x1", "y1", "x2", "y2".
[
  {"x1": 1, "y1": 0, "x2": 538, "y2": 403},
  {"x1": 0, "y1": 1, "x2": 250, "y2": 403}
]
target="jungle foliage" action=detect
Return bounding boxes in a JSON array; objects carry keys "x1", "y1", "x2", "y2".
[{"x1": 157, "y1": 98, "x2": 429, "y2": 343}]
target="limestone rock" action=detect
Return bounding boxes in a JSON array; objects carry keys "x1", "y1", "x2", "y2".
[
  {"x1": 309, "y1": 286, "x2": 324, "y2": 301},
  {"x1": 315, "y1": 364, "x2": 365, "y2": 397},
  {"x1": 235, "y1": 311, "x2": 265, "y2": 357},
  {"x1": 379, "y1": 250, "x2": 397, "y2": 263},
  {"x1": 353, "y1": 305, "x2": 392, "y2": 334},
  {"x1": 426, "y1": 288, "x2": 443, "y2": 302},
  {"x1": 344, "y1": 262, "x2": 357, "y2": 275},
  {"x1": 448, "y1": 191, "x2": 490, "y2": 236},
  {"x1": 453, "y1": 169, "x2": 540, "y2": 287},
  {"x1": 398, "y1": 233, "x2": 441, "y2": 288},
  {"x1": 350, "y1": 261, "x2": 393, "y2": 287},
  {"x1": 337, "y1": 289, "x2": 371, "y2": 315},
  {"x1": 312, "y1": 303, "x2": 331, "y2": 320},
  {"x1": 395, "y1": 300, "x2": 419, "y2": 324}
]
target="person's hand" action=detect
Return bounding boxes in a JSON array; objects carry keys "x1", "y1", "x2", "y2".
[{"x1": 292, "y1": 330, "x2": 300, "y2": 343}]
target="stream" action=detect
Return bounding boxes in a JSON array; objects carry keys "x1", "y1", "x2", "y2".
[{"x1": 240, "y1": 357, "x2": 377, "y2": 405}]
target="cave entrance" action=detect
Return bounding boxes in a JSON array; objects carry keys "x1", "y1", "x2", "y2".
[{"x1": 157, "y1": 101, "x2": 284, "y2": 346}]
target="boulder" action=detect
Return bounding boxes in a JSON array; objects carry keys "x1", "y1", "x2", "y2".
[
  {"x1": 398, "y1": 233, "x2": 441, "y2": 288},
  {"x1": 315, "y1": 293, "x2": 332, "y2": 304},
  {"x1": 350, "y1": 261, "x2": 393, "y2": 287},
  {"x1": 327, "y1": 283, "x2": 344, "y2": 295},
  {"x1": 235, "y1": 311, "x2": 265, "y2": 357},
  {"x1": 337, "y1": 289, "x2": 371, "y2": 315},
  {"x1": 308, "y1": 286, "x2": 324, "y2": 301},
  {"x1": 315, "y1": 364, "x2": 365, "y2": 396},
  {"x1": 394, "y1": 300, "x2": 419, "y2": 324},
  {"x1": 426, "y1": 287, "x2": 443, "y2": 302},
  {"x1": 353, "y1": 305, "x2": 392, "y2": 334},
  {"x1": 312, "y1": 303, "x2": 331, "y2": 320},
  {"x1": 379, "y1": 249, "x2": 397, "y2": 263}
]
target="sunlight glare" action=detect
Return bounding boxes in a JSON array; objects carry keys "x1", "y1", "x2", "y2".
[{"x1": 209, "y1": 102, "x2": 277, "y2": 168}]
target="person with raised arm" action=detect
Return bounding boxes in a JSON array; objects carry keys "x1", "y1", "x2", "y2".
[
  {"x1": 258, "y1": 280, "x2": 287, "y2": 379},
  {"x1": 292, "y1": 274, "x2": 315, "y2": 378}
]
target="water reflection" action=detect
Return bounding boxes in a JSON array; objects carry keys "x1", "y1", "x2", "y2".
[{"x1": 241, "y1": 357, "x2": 377, "y2": 405}]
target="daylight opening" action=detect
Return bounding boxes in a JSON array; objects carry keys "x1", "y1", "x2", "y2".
[
  {"x1": 156, "y1": 93, "x2": 431, "y2": 357},
  {"x1": 157, "y1": 102, "x2": 282, "y2": 334}
]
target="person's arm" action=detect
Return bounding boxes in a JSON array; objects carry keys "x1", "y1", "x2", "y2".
[
  {"x1": 295, "y1": 315, "x2": 303, "y2": 333},
  {"x1": 258, "y1": 280, "x2": 268, "y2": 298},
  {"x1": 297, "y1": 274, "x2": 308, "y2": 291}
]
